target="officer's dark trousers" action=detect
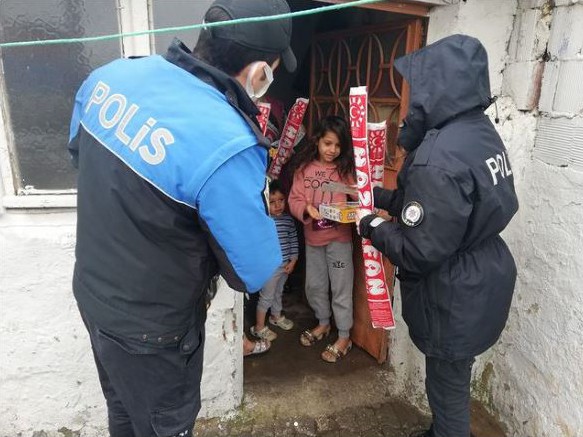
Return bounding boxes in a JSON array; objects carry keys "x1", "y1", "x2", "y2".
[
  {"x1": 425, "y1": 356, "x2": 475, "y2": 437},
  {"x1": 80, "y1": 310, "x2": 204, "y2": 437}
]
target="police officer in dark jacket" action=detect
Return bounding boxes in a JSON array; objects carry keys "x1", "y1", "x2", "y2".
[{"x1": 357, "y1": 35, "x2": 518, "y2": 437}]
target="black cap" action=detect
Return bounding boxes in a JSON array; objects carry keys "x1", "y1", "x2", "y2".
[{"x1": 207, "y1": 0, "x2": 297, "y2": 72}]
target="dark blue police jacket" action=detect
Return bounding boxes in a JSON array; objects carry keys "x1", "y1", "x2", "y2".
[
  {"x1": 369, "y1": 35, "x2": 519, "y2": 360},
  {"x1": 68, "y1": 39, "x2": 282, "y2": 348}
]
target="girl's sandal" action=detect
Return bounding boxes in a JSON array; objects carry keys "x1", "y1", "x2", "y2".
[
  {"x1": 321, "y1": 341, "x2": 352, "y2": 363},
  {"x1": 244, "y1": 339, "x2": 271, "y2": 357},
  {"x1": 299, "y1": 326, "x2": 330, "y2": 347}
]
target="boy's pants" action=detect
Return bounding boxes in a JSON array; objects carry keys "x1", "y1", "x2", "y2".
[
  {"x1": 305, "y1": 241, "x2": 353, "y2": 338},
  {"x1": 257, "y1": 264, "x2": 288, "y2": 315},
  {"x1": 425, "y1": 356, "x2": 475, "y2": 437},
  {"x1": 79, "y1": 309, "x2": 204, "y2": 437}
]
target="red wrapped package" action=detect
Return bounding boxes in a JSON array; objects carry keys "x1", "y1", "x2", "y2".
[
  {"x1": 349, "y1": 87, "x2": 395, "y2": 330},
  {"x1": 256, "y1": 102, "x2": 271, "y2": 136},
  {"x1": 267, "y1": 97, "x2": 308, "y2": 179}
]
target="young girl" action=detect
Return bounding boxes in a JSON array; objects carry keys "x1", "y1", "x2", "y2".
[{"x1": 288, "y1": 115, "x2": 355, "y2": 363}]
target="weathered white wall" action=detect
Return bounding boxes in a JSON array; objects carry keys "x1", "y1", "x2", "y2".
[
  {"x1": 426, "y1": 0, "x2": 518, "y2": 96},
  {"x1": 473, "y1": 1, "x2": 583, "y2": 436},
  {"x1": 0, "y1": 209, "x2": 243, "y2": 436},
  {"x1": 198, "y1": 279, "x2": 244, "y2": 419},
  {"x1": 390, "y1": 1, "x2": 583, "y2": 436}
]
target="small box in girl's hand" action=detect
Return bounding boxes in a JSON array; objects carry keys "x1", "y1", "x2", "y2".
[{"x1": 318, "y1": 202, "x2": 360, "y2": 223}]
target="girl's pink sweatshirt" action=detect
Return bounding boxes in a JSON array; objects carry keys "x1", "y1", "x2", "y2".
[{"x1": 288, "y1": 160, "x2": 354, "y2": 247}]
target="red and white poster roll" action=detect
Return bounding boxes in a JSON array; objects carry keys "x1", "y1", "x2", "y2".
[
  {"x1": 256, "y1": 102, "x2": 271, "y2": 136},
  {"x1": 267, "y1": 97, "x2": 309, "y2": 179},
  {"x1": 349, "y1": 87, "x2": 395, "y2": 330},
  {"x1": 367, "y1": 122, "x2": 387, "y2": 189}
]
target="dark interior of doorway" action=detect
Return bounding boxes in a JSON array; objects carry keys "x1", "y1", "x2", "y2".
[{"x1": 243, "y1": 2, "x2": 419, "y2": 384}]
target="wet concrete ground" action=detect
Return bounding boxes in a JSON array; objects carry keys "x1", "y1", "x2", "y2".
[{"x1": 194, "y1": 288, "x2": 506, "y2": 437}]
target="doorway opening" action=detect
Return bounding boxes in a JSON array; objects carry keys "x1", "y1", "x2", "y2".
[{"x1": 244, "y1": 0, "x2": 426, "y2": 392}]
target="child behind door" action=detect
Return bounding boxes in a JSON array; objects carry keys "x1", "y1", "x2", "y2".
[{"x1": 251, "y1": 180, "x2": 299, "y2": 341}]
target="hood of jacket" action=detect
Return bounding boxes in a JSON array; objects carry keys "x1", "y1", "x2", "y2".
[{"x1": 394, "y1": 34, "x2": 493, "y2": 151}]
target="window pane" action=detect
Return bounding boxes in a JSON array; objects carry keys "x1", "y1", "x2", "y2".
[
  {"x1": 0, "y1": 0, "x2": 120, "y2": 190},
  {"x1": 151, "y1": 0, "x2": 213, "y2": 54}
]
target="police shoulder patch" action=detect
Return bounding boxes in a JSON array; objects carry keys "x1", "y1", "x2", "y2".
[{"x1": 401, "y1": 201, "x2": 424, "y2": 227}]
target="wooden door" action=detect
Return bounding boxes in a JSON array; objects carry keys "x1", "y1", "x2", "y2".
[{"x1": 309, "y1": 19, "x2": 424, "y2": 363}]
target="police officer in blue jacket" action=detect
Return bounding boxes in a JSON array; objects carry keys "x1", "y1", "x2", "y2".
[
  {"x1": 68, "y1": 1, "x2": 296, "y2": 436},
  {"x1": 357, "y1": 35, "x2": 518, "y2": 437}
]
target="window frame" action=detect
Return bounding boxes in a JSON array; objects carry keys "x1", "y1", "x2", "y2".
[{"x1": 0, "y1": 0, "x2": 151, "y2": 209}]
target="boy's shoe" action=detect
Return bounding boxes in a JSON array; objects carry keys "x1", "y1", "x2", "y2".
[
  {"x1": 269, "y1": 315, "x2": 294, "y2": 330},
  {"x1": 250, "y1": 325, "x2": 277, "y2": 341}
]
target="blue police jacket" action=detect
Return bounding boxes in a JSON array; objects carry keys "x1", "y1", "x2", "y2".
[{"x1": 68, "y1": 39, "x2": 282, "y2": 346}]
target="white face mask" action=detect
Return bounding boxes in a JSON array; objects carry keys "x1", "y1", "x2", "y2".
[{"x1": 245, "y1": 62, "x2": 274, "y2": 101}]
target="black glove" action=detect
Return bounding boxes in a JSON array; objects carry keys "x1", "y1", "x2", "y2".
[{"x1": 359, "y1": 213, "x2": 380, "y2": 239}]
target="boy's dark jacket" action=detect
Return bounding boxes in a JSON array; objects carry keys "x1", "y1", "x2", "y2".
[{"x1": 362, "y1": 34, "x2": 519, "y2": 360}]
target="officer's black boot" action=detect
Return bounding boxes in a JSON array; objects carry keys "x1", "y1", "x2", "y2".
[
  {"x1": 409, "y1": 425, "x2": 433, "y2": 437},
  {"x1": 409, "y1": 426, "x2": 476, "y2": 437}
]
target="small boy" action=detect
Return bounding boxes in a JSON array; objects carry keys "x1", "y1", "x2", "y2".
[{"x1": 251, "y1": 180, "x2": 299, "y2": 341}]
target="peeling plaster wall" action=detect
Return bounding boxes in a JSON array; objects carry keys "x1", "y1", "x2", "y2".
[
  {"x1": 0, "y1": 211, "x2": 243, "y2": 436},
  {"x1": 472, "y1": 1, "x2": 583, "y2": 436},
  {"x1": 426, "y1": 0, "x2": 518, "y2": 95},
  {"x1": 385, "y1": 283, "x2": 429, "y2": 411},
  {"x1": 390, "y1": 1, "x2": 583, "y2": 436},
  {"x1": 198, "y1": 279, "x2": 243, "y2": 419},
  {"x1": 475, "y1": 123, "x2": 583, "y2": 436}
]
